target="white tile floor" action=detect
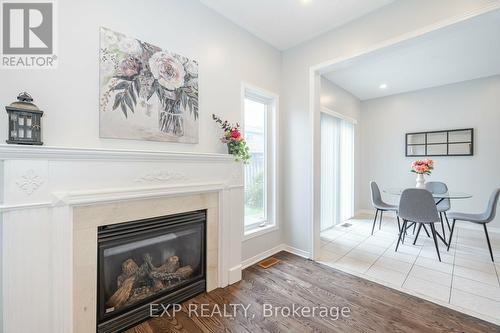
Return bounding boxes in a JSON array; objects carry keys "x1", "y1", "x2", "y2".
[{"x1": 318, "y1": 215, "x2": 500, "y2": 325}]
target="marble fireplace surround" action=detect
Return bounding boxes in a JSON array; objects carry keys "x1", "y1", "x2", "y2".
[
  {"x1": 74, "y1": 193, "x2": 220, "y2": 333},
  {"x1": 0, "y1": 146, "x2": 244, "y2": 333}
]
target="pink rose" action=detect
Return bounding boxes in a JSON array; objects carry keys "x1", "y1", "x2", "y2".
[
  {"x1": 230, "y1": 129, "x2": 241, "y2": 139},
  {"x1": 117, "y1": 56, "x2": 142, "y2": 79}
]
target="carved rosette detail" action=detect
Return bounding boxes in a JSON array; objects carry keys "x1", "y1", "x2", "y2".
[
  {"x1": 16, "y1": 169, "x2": 44, "y2": 195},
  {"x1": 134, "y1": 171, "x2": 187, "y2": 183}
]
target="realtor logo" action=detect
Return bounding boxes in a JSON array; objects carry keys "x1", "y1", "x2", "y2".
[{"x1": 1, "y1": 0, "x2": 57, "y2": 68}]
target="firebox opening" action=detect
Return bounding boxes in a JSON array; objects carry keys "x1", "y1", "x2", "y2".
[{"x1": 97, "y1": 209, "x2": 207, "y2": 333}]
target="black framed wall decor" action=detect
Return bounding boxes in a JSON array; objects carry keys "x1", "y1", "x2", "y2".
[{"x1": 406, "y1": 128, "x2": 473, "y2": 157}]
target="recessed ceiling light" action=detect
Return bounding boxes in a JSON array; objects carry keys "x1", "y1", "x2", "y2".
[
  {"x1": 301, "y1": 0, "x2": 312, "y2": 4},
  {"x1": 379, "y1": 83, "x2": 387, "y2": 89}
]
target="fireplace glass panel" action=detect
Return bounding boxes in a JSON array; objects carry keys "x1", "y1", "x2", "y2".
[{"x1": 97, "y1": 210, "x2": 206, "y2": 327}]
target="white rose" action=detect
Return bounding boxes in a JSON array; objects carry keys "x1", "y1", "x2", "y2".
[
  {"x1": 119, "y1": 37, "x2": 142, "y2": 55},
  {"x1": 149, "y1": 52, "x2": 186, "y2": 90}
]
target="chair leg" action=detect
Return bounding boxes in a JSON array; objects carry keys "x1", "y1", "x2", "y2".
[
  {"x1": 395, "y1": 220, "x2": 407, "y2": 252},
  {"x1": 483, "y1": 224, "x2": 495, "y2": 262},
  {"x1": 447, "y1": 219, "x2": 456, "y2": 251},
  {"x1": 413, "y1": 222, "x2": 416, "y2": 234},
  {"x1": 439, "y1": 212, "x2": 446, "y2": 240},
  {"x1": 430, "y1": 223, "x2": 441, "y2": 262},
  {"x1": 371, "y1": 209, "x2": 379, "y2": 235},
  {"x1": 422, "y1": 224, "x2": 430, "y2": 237},
  {"x1": 397, "y1": 216, "x2": 401, "y2": 233},
  {"x1": 379, "y1": 210, "x2": 383, "y2": 230},
  {"x1": 444, "y1": 212, "x2": 451, "y2": 231},
  {"x1": 413, "y1": 223, "x2": 423, "y2": 245},
  {"x1": 403, "y1": 222, "x2": 412, "y2": 244}
]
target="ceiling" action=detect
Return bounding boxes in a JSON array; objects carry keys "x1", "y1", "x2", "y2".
[
  {"x1": 199, "y1": 0, "x2": 395, "y2": 50},
  {"x1": 323, "y1": 9, "x2": 500, "y2": 101}
]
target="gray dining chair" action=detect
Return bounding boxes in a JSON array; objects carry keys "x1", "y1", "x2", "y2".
[
  {"x1": 446, "y1": 188, "x2": 500, "y2": 262},
  {"x1": 370, "y1": 181, "x2": 400, "y2": 235},
  {"x1": 426, "y1": 181, "x2": 451, "y2": 231},
  {"x1": 412, "y1": 181, "x2": 451, "y2": 245},
  {"x1": 397, "y1": 188, "x2": 443, "y2": 261}
]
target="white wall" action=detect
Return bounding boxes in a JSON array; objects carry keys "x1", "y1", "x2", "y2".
[
  {"x1": 0, "y1": 0, "x2": 283, "y2": 261},
  {"x1": 0, "y1": 0, "x2": 280, "y2": 154},
  {"x1": 281, "y1": 0, "x2": 498, "y2": 254},
  {"x1": 320, "y1": 78, "x2": 362, "y2": 213},
  {"x1": 360, "y1": 75, "x2": 500, "y2": 228},
  {"x1": 321, "y1": 78, "x2": 361, "y2": 121}
]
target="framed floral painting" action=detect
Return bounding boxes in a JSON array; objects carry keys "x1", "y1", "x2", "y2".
[{"x1": 99, "y1": 27, "x2": 199, "y2": 143}]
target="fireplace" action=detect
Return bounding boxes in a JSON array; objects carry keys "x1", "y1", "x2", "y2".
[{"x1": 97, "y1": 210, "x2": 207, "y2": 333}]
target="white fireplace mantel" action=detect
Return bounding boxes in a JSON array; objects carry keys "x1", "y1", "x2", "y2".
[{"x1": 0, "y1": 145, "x2": 244, "y2": 333}]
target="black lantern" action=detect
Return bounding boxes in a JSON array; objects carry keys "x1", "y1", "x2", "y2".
[{"x1": 6, "y1": 92, "x2": 43, "y2": 145}]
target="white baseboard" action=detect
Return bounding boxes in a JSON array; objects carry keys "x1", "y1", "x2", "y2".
[
  {"x1": 241, "y1": 244, "x2": 311, "y2": 269},
  {"x1": 228, "y1": 264, "x2": 242, "y2": 284},
  {"x1": 282, "y1": 245, "x2": 311, "y2": 259},
  {"x1": 355, "y1": 209, "x2": 398, "y2": 219},
  {"x1": 241, "y1": 244, "x2": 285, "y2": 269},
  {"x1": 354, "y1": 209, "x2": 373, "y2": 217}
]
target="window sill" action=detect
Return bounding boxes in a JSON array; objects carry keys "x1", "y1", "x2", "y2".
[{"x1": 243, "y1": 224, "x2": 278, "y2": 242}]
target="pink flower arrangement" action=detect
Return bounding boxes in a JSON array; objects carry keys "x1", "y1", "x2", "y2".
[
  {"x1": 411, "y1": 159, "x2": 434, "y2": 175},
  {"x1": 212, "y1": 114, "x2": 250, "y2": 162}
]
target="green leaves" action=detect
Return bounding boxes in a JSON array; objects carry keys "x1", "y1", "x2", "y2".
[
  {"x1": 111, "y1": 71, "x2": 198, "y2": 135},
  {"x1": 111, "y1": 78, "x2": 141, "y2": 118},
  {"x1": 227, "y1": 140, "x2": 250, "y2": 163},
  {"x1": 177, "y1": 86, "x2": 198, "y2": 120}
]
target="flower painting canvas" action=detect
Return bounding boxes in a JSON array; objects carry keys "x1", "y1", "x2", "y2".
[{"x1": 99, "y1": 27, "x2": 199, "y2": 143}]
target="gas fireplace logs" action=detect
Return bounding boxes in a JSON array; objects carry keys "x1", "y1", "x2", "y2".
[{"x1": 106, "y1": 253, "x2": 194, "y2": 310}]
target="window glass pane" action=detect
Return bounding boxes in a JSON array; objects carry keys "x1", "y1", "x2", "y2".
[
  {"x1": 448, "y1": 143, "x2": 472, "y2": 155},
  {"x1": 407, "y1": 133, "x2": 425, "y2": 144},
  {"x1": 244, "y1": 98, "x2": 267, "y2": 227},
  {"x1": 427, "y1": 132, "x2": 446, "y2": 144},
  {"x1": 407, "y1": 145, "x2": 425, "y2": 156},
  {"x1": 449, "y1": 130, "x2": 472, "y2": 143},
  {"x1": 427, "y1": 144, "x2": 447, "y2": 155}
]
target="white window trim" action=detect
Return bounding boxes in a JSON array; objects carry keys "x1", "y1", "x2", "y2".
[{"x1": 241, "y1": 82, "x2": 279, "y2": 241}]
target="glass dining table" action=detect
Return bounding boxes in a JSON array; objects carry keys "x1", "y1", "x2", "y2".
[
  {"x1": 383, "y1": 188, "x2": 473, "y2": 246},
  {"x1": 384, "y1": 188, "x2": 472, "y2": 203}
]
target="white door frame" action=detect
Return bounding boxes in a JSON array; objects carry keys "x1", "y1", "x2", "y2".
[{"x1": 307, "y1": 4, "x2": 500, "y2": 260}]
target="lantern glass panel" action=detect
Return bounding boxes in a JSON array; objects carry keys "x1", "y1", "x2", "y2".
[{"x1": 5, "y1": 93, "x2": 44, "y2": 145}]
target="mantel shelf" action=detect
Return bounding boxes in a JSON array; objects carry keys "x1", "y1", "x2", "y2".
[{"x1": 0, "y1": 144, "x2": 234, "y2": 162}]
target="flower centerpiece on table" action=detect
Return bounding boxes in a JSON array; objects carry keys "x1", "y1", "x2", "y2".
[
  {"x1": 411, "y1": 159, "x2": 434, "y2": 188},
  {"x1": 212, "y1": 114, "x2": 250, "y2": 163}
]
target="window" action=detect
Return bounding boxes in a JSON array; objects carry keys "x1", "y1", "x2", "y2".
[
  {"x1": 320, "y1": 111, "x2": 355, "y2": 231},
  {"x1": 243, "y1": 85, "x2": 277, "y2": 236}
]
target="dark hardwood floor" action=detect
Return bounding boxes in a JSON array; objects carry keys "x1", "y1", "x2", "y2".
[{"x1": 126, "y1": 251, "x2": 500, "y2": 333}]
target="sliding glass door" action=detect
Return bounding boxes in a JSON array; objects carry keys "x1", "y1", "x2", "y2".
[{"x1": 320, "y1": 112, "x2": 355, "y2": 231}]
